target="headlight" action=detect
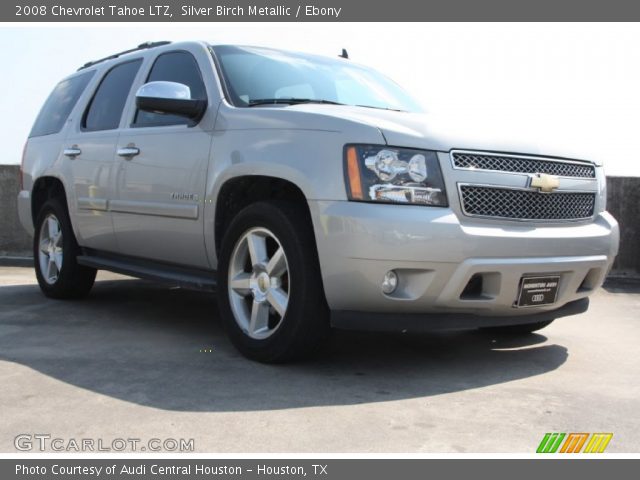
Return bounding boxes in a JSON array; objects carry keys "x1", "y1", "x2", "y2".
[{"x1": 344, "y1": 145, "x2": 448, "y2": 206}]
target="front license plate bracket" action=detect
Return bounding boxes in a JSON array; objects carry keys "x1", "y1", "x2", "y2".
[{"x1": 516, "y1": 275, "x2": 560, "y2": 307}]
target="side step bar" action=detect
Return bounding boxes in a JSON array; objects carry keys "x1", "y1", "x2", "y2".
[{"x1": 77, "y1": 253, "x2": 217, "y2": 292}]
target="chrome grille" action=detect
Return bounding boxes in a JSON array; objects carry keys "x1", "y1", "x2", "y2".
[
  {"x1": 460, "y1": 186, "x2": 595, "y2": 221},
  {"x1": 452, "y1": 152, "x2": 595, "y2": 178}
]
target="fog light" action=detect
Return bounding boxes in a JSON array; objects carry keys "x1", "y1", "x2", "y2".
[{"x1": 382, "y1": 270, "x2": 398, "y2": 294}]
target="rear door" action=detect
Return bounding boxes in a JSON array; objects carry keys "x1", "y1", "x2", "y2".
[
  {"x1": 63, "y1": 59, "x2": 143, "y2": 252},
  {"x1": 112, "y1": 49, "x2": 214, "y2": 268}
]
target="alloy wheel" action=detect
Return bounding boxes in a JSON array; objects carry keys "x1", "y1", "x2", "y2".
[
  {"x1": 227, "y1": 227, "x2": 290, "y2": 339},
  {"x1": 38, "y1": 214, "x2": 63, "y2": 285}
]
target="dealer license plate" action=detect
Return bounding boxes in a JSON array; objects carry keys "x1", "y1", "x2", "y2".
[{"x1": 516, "y1": 275, "x2": 560, "y2": 307}]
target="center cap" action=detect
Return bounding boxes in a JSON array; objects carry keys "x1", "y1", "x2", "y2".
[{"x1": 257, "y1": 272, "x2": 270, "y2": 293}]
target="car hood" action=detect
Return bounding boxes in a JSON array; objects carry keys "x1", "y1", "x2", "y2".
[{"x1": 285, "y1": 104, "x2": 600, "y2": 164}]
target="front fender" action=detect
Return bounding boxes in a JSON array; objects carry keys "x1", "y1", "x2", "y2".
[{"x1": 203, "y1": 125, "x2": 385, "y2": 268}]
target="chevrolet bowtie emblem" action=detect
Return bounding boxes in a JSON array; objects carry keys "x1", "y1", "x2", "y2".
[{"x1": 529, "y1": 173, "x2": 560, "y2": 193}]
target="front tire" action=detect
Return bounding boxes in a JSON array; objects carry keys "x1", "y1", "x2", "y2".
[
  {"x1": 217, "y1": 201, "x2": 329, "y2": 363},
  {"x1": 34, "y1": 198, "x2": 96, "y2": 299}
]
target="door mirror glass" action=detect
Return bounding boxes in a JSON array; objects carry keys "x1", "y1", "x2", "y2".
[{"x1": 135, "y1": 81, "x2": 206, "y2": 121}]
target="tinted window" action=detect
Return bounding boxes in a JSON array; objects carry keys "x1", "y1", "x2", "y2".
[
  {"x1": 134, "y1": 51, "x2": 207, "y2": 126},
  {"x1": 83, "y1": 60, "x2": 142, "y2": 131},
  {"x1": 30, "y1": 71, "x2": 95, "y2": 137}
]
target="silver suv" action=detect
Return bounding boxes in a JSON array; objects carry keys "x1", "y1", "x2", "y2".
[{"x1": 18, "y1": 41, "x2": 619, "y2": 362}]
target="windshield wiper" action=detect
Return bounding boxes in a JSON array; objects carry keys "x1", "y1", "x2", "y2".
[
  {"x1": 247, "y1": 98, "x2": 405, "y2": 112},
  {"x1": 248, "y1": 98, "x2": 344, "y2": 107},
  {"x1": 355, "y1": 104, "x2": 405, "y2": 112}
]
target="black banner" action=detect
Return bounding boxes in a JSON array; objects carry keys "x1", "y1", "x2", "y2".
[
  {"x1": 5, "y1": 0, "x2": 640, "y2": 22},
  {"x1": 3, "y1": 459, "x2": 639, "y2": 480}
]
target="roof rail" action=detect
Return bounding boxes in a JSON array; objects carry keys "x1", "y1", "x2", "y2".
[{"x1": 77, "y1": 41, "x2": 172, "y2": 71}]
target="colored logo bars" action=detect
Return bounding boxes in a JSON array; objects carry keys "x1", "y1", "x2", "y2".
[{"x1": 537, "y1": 433, "x2": 613, "y2": 453}]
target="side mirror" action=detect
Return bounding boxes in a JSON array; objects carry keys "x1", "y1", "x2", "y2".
[{"x1": 135, "y1": 81, "x2": 206, "y2": 120}]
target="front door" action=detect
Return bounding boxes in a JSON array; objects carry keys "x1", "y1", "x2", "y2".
[{"x1": 111, "y1": 50, "x2": 213, "y2": 268}]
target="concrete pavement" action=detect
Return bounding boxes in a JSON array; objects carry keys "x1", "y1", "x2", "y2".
[{"x1": 0, "y1": 265, "x2": 638, "y2": 453}]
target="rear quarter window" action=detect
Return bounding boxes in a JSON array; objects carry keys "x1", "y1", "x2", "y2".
[{"x1": 29, "y1": 71, "x2": 95, "y2": 138}]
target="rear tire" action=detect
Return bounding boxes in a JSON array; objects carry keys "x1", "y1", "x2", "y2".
[
  {"x1": 34, "y1": 198, "x2": 96, "y2": 299},
  {"x1": 217, "y1": 200, "x2": 329, "y2": 363},
  {"x1": 483, "y1": 320, "x2": 554, "y2": 335}
]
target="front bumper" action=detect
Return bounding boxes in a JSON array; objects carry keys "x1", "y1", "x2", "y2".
[
  {"x1": 332, "y1": 298, "x2": 589, "y2": 332},
  {"x1": 309, "y1": 200, "x2": 619, "y2": 325}
]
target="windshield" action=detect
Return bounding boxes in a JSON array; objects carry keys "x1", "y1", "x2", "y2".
[{"x1": 211, "y1": 45, "x2": 423, "y2": 112}]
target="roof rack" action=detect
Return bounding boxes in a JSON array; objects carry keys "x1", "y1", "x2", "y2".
[{"x1": 77, "y1": 41, "x2": 172, "y2": 71}]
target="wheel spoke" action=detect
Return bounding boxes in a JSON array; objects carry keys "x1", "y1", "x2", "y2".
[
  {"x1": 46, "y1": 258, "x2": 57, "y2": 281},
  {"x1": 47, "y1": 217, "x2": 59, "y2": 239},
  {"x1": 266, "y1": 247, "x2": 287, "y2": 278},
  {"x1": 53, "y1": 232, "x2": 63, "y2": 247},
  {"x1": 53, "y1": 251, "x2": 63, "y2": 271},
  {"x1": 246, "y1": 232, "x2": 268, "y2": 266},
  {"x1": 230, "y1": 272, "x2": 251, "y2": 296},
  {"x1": 249, "y1": 300, "x2": 270, "y2": 336},
  {"x1": 267, "y1": 287, "x2": 289, "y2": 317},
  {"x1": 39, "y1": 238, "x2": 49, "y2": 253}
]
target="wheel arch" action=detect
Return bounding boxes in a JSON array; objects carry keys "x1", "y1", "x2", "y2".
[
  {"x1": 213, "y1": 175, "x2": 313, "y2": 258},
  {"x1": 31, "y1": 176, "x2": 70, "y2": 228}
]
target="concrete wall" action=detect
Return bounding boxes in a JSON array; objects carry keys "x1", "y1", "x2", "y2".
[
  {"x1": 0, "y1": 165, "x2": 31, "y2": 256},
  {"x1": 606, "y1": 176, "x2": 639, "y2": 277},
  {"x1": 0, "y1": 164, "x2": 638, "y2": 276}
]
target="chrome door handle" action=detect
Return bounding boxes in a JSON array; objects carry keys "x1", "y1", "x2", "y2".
[
  {"x1": 63, "y1": 147, "x2": 81, "y2": 158},
  {"x1": 118, "y1": 146, "x2": 140, "y2": 160},
  {"x1": 117, "y1": 146, "x2": 140, "y2": 158}
]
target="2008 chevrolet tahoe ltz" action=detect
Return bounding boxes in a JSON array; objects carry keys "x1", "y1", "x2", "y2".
[{"x1": 18, "y1": 41, "x2": 619, "y2": 362}]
